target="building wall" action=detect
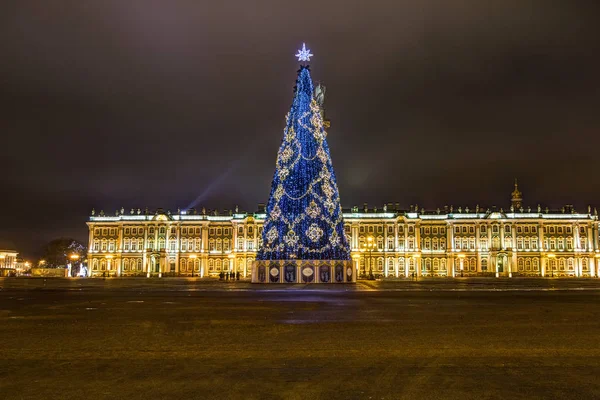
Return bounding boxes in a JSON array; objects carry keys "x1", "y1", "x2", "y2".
[{"x1": 86, "y1": 209, "x2": 600, "y2": 278}]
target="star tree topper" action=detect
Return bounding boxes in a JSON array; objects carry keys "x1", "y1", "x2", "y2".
[{"x1": 295, "y1": 43, "x2": 313, "y2": 62}]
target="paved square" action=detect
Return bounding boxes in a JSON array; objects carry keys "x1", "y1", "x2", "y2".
[{"x1": 1, "y1": 278, "x2": 599, "y2": 399}]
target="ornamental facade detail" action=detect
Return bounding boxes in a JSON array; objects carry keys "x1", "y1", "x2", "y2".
[{"x1": 86, "y1": 206, "x2": 600, "y2": 278}]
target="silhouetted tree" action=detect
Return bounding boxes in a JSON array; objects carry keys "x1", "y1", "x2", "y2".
[{"x1": 41, "y1": 238, "x2": 86, "y2": 268}]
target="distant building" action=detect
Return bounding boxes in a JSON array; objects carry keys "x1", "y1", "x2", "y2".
[
  {"x1": 0, "y1": 249, "x2": 19, "y2": 277},
  {"x1": 86, "y1": 184, "x2": 600, "y2": 278}
]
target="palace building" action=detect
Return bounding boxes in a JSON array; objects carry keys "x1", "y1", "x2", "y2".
[{"x1": 86, "y1": 183, "x2": 600, "y2": 279}]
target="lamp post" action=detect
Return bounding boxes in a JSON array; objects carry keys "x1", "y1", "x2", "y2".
[
  {"x1": 69, "y1": 254, "x2": 80, "y2": 277},
  {"x1": 413, "y1": 254, "x2": 421, "y2": 280},
  {"x1": 458, "y1": 254, "x2": 465, "y2": 278},
  {"x1": 548, "y1": 253, "x2": 556, "y2": 278},
  {"x1": 361, "y1": 236, "x2": 375, "y2": 280},
  {"x1": 228, "y1": 253, "x2": 235, "y2": 280}
]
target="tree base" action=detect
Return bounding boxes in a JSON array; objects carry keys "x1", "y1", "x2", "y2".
[{"x1": 251, "y1": 260, "x2": 355, "y2": 284}]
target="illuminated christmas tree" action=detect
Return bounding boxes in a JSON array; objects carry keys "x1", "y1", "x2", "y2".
[{"x1": 257, "y1": 44, "x2": 351, "y2": 262}]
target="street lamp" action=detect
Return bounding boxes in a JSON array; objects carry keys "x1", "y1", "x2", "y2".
[
  {"x1": 548, "y1": 253, "x2": 556, "y2": 278},
  {"x1": 458, "y1": 254, "x2": 465, "y2": 277},
  {"x1": 228, "y1": 253, "x2": 235, "y2": 280},
  {"x1": 69, "y1": 254, "x2": 80, "y2": 278},
  {"x1": 361, "y1": 236, "x2": 375, "y2": 279}
]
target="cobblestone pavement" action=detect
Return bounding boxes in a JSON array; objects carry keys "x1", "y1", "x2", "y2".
[{"x1": 1, "y1": 277, "x2": 599, "y2": 399}]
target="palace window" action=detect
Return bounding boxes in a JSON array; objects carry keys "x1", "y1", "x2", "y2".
[
  {"x1": 125, "y1": 228, "x2": 130, "y2": 235},
  {"x1": 388, "y1": 225, "x2": 393, "y2": 234},
  {"x1": 248, "y1": 241, "x2": 254, "y2": 251},
  {"x1": 93, "y1": 240, "x2": 99, "y2": 252},
  {"x1": 368, "y1": 226, "x2": 374, "y2": 233},
  {"x1": 550, "y1": 238, "x2": 556, "y2": 250},
  {"x1": 387, "y1": 238, "x2": 394, "y2": 251},
  {"x1": 432, "y1": 238, "x2": 439, "y2": 251},
  {"x1": 224, "y1": 239, "x2": 230, "y2": 251},
  {"x1": 124, "y1": 239, "x2": 130, "y2": 251},
  {"x1": 159, "y1": 227, "x2": 165, "y2": 235},
  {"x1": 469, "y1": 237, "x2": 475, "y2": 250},
  {"x1": 248, "y1": 226, "x2": 253, "y2": 234},
  {"x1": 440, "y1": 238, "x2": 446, "y2": 250},
  {"x1": 377, "y1": 226, "x2": 383, "y2": 233},
  {"x1": 181, "y1": 238, "x2": 187, "y2": 252},
  {"x1": 558, "y1": 227, "x2": 563, "y2": 234},
  {"x1": 217, "y1": 228, "x2": 222, "y2": 236},
  {"x1": 377, "y1": 237, "x2": 383, "y2": 250},
  {"x1": 549, "y1": 226, "x2": 555, "y2": 234},
  {"x1": 558, "y1": 238, "x2": 564, "y2": 250},
  {"x1": 101, "y1": 240, "x2": 107, "y2": 252},
  {"x1": 424, "y1": 227, "x2": 430, "y2": 235},
  {"x1": 196, "y1": 228, "x2": 201, "y2": 235},
  {"x1": 103, "y1": 228, "x2": 108, "y2": 236},
  {"x1": 108, "y1": 240, "x2": 115, "y2": 252},
  {"x1": 455, "y1": 226, "x2": 460, "y2": 234},
  {"x1": 531, "y1": 238, "x2": 538, "y2": 250},
  {"x1": 216, "y1": 239, "x2": 222, "y2": 251},
  {"x1": 359, "y1": 226, "x2": 365, "y2": 233},
  {"x1": 209, "y1": 239, "x2": 215, "y2": 251},
  {"x1": 238, "y1": 238, "x2": 244, "y2": 250},
  {"x1": 566, "y1": 237, "x2": 573, "y2": 250},
  {"x1": 469, "y1": 226, "x2": 475, "y2": 234},
  {"x1": 170, "y1": 240, "x2": 176, "y2": 252},
  {"x1": 432, "y1": 227, "x2": 438, "y2": 235},
  {"x1": 462, "y1": 227, "x2": 468, "y2": 234},
  {"x1": 424, "y1": 238, "x2": 431, "y2": 250},
  {"x1": 408, "y1": 226, "x2": 414, "y2": 234}
]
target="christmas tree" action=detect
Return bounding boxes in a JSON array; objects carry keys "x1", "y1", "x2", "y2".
[{"x1": 257, "y1": 45, "x2": 351, "y2": 262}]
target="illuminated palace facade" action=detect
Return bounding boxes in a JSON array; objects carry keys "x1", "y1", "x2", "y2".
[{"x1": 86, "y1": 185, "x2": 600, "y2": 278}]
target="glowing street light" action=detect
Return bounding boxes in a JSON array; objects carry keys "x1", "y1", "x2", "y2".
[{"x1": 361, "y1": 235, "x2": 376, "y2": 279}]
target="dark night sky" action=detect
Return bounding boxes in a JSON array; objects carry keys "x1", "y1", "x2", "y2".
[{"x1": 1, "y1": 1, "x2": 600, "y2": 258}]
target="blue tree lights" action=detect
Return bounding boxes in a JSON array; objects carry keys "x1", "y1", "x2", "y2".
[{"x1": 257, "y1": 61, "x2": 350, "y2": 262}]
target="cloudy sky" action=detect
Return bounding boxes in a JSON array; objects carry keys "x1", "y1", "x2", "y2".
[{"x1": 1, "y1": 1, "x2": 599, "y2": 257}]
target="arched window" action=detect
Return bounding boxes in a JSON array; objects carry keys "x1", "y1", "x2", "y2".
[
  {"x1": 180, "y1": 259, "x2": 187, "y2": 272},
  {"x1": 158, "y1": 238, "x2": 165, "y2": 251},
  {"x1": 377, "y1": 258, "x2": 383, "y2": 271},
  {"x1": 169, "y1": 237, "x2": 176, "y2": 252},
  {"x1": 216, "y1": 239, "x2": 222, "y2": 251},
  {"x1": 124, "y1": 238, "x2": 130, "y2": 251},
  {"x1": 377, "y1": 237, "x2": 383, "y2": 250},
  {"x1": 216, "y1": 259, "x2": 222, "y2": 270},
  {"x1": 462, "y1": 238, "x2": 469, "y2": 250},
  {"x1": 101, "y1": 239, "x2": 107, "y2": 252},
  {"x1": 550, "y1": 238, "x2": 556, "y2": 250},
  {"x1": 518, "y1": 258, "x2": 524, "y2": 271},
  {"x1": 425, "y1": 258, "x2": 431, "y2": 272},
  {"x1": 558, "y1": 238, "x2": 564, "y2": 250},
  {"x1": 92, "y1": 259, "x2": 98, "y2": 270},
  {"x1": 455, "y1": 238, "x2": 461, "y2": 250},
  {"x1": 525, "y1": 258, "x2": 531, "y2": 271},
  {"x1": 567, "y1": 258, "x2": 574, "y2": 271},
  {"x1": 148, "y1": 239, "x2": 154, "y2": 250},
  {"x1": 531, "y1": 237, "x2": 538, "y2": 250},
  {"x1": 469, "y1": 258, "x2": 476, "y2": 271},
  {"x1": 432, "y1": 238, "x2": 439, "y2": 250},
  {"x1": 517, "y1": 237, "x2": 523, "y2": 249},
  {"x1": 469, "y1": 237, "x2": 475, "y2": 250},
  {"x1": 532, "y1": 258, "x2": 539, "y2": 271},
  {"x1": 100, "y1": 260, "x2": 106, "y2": 270},
  {"x1": 387, "y1": 237, "x2": 394, "y2": 251},
  {"x1": 108, "y1": 239, "x2": 115, "y2": 252},
  {"x1": 566, "y1": 237, "x2": 573, "y2": 250},
  {"x1": 123, "y1": 259, "x2": 129, "y2": 271},
  {"x1": 424, "y1": 238, "x2": 431, "y2": 250},
  {"x1": 209, "y1": 259, "x2": 214, "y2": 271},
  {"x1": 408, "y1": 237, "x2": 415, "y2": 250},
  {"x1": 559, "y1": 258, "x2": 566, "y2": 271},
  {"x1": 481, "y1": 258, "x2": 487, "y2": 271},
  {"x1": 137, "y1": 259, "x2": 142, "y2": 271},
  {"x1": 93, "y1": 239, "x2": 99, "y2": 252},
  {"x1": 433, "y1": 258, "x2": 439, "y2": 271},
  {"x1": 440, "y1": 258, "x2": 446, "y2": 272},
  {"x1": 224, "y1": 238, "x2": 230, "y2": 251},
  {"x1": 387, "y1": 259, "x2": 394, "y2": 271},
  {"x1": 582, "y1": 258, "x2": 588, "y2": 271}
]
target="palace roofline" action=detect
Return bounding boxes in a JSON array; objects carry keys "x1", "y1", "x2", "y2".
[{"x1": 88, "y1": 206, "x2": 598, "y2": 223}]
